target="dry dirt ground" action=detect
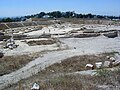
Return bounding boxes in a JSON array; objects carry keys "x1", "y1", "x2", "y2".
[
  {"x1": 0, "y1": 20, "x2": 120, "y2": 90},
  {"x1": 0, "y1": 38, "x2": 62, "y2": 76},
  {"x1": 3, "y1": 52, "x2": 120, "y2": 90}
]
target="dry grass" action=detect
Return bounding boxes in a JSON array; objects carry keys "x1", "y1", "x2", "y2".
[
  {"x1": 5, "y1": 69, "x2": 120, "y2": 90},
  {"x1": 40, "y1": 74, "x2": 98, "y2": 90},
  {"x1": 59, "y1": 18, "x2": 120, "y2": 25},
  {"x1": 27, "y1": 39, "x2": 56, "y2": 46},
  {"x1": 43, "y1": 54, "x2": 111, "y2": 74},
  {"x1": 4, "y1": 72, "x2": 98, "y2": 90},
  {"x1": 94, "y1": 68, "x2": 120, "y2": 86},
  {"x1": 0, "y1": 53, "x2": 42, "y2": 76},
  {"x1": 3, "y1": 52, "x2": 119, "y2": 90}
]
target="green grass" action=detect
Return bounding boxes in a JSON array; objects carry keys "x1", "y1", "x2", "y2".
[{"x1": 94, "y1": 68, "x2": 120, "y2": 85}]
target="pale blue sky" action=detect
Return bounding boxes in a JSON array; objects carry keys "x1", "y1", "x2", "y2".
[{"x1": 0, "y1": 0, "x2": 120, "y2": 17}]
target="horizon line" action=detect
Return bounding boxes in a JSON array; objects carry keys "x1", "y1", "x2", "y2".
[{"x1": 0, "y1": 11, "x2": 120, "y2": 18}]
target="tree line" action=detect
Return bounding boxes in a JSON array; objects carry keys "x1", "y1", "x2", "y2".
[{"x1": 0, "y1": 11, "x2": 120, "y2": 22}]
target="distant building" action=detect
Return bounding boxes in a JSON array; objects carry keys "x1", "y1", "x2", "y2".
[{"x1": 42, "y1": 15, "x2": 51, "y2": 18}]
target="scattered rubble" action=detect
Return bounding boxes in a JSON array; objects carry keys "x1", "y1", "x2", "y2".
[
  {"x1": 103, "y1": 61, "x2": 112, "y2": 68},
  {"x1": 95, "y1": 62, "x2": 102, "y2": 69},
  {"x1": 110, "y1": 57, "x2": 116, "y2": 62},
  {"x1": 3, "y1": 37, "x2": 18, "y2": 50},
  {"x1": 106, "y1": 56, "x2": 110, "y2": 59},
  {"x1": 85, "y1": 64, "x2": 94, "y2": 70},
  {"x1": 31, "y1": 83, "x2": 40, "y2": 90}
]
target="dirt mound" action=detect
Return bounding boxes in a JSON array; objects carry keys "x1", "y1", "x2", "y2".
[
  {"x1": 13, "y1": 34, "x2": 27, "y2": 40},
  {"x1": 7, "y1": 23, "x2": 23, "y2": 28},
  {"x1": 73, "y1": 33, "x2": 100, "y2": 38},
  {"x1": 103, "y1": 31, "x2": 118, "y2": 38},
  {"x1": 0, "y1": 24, "x2": 8, "y2": 30},
  {"x1": 22, "y1": 22, "x2": 36, "y2": 26},
  {"x1": 0, "y1": 20, "x2": 52, "y2": 30},
  {"x1": 27, "y1": 39, "x2": 56, "y2": 46}
]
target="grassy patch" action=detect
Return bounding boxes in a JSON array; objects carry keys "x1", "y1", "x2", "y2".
[
  {"x1": 3, "y1": 53, "x2": 119, "y2": 90},
  {"x1": 41, "y1": 74, "x2": 97, "y2": 90},
  {"x1": 43, "y1": 54, "x2": 110, "y2": 74},
  {"x1": 0, "y1": 53, "x2": 42, "y2": 76},
  {"x1": 94, "y1": 68, "x2": 120, "y2": 85}
]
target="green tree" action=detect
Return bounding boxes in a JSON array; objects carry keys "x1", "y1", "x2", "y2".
[{"x1": 2, "y1": 18, "x2": 13, "y2": 22}]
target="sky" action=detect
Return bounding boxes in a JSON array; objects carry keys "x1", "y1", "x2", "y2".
[{"x1": 0, "y1": 0, "x2": 120, "y2": 17}]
